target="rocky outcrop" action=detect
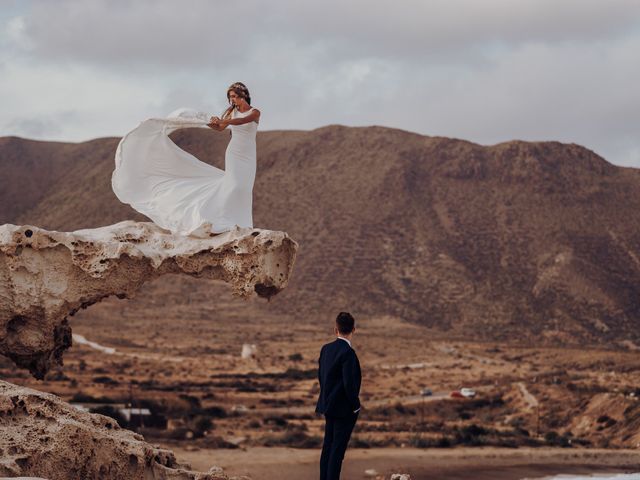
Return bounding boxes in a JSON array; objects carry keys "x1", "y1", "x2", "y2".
[
  {"x1": 0, "y1": 380, "x2": 243, "y2": 480},
  {"x1": 0, "y1": 221, "x2": 297, "y2": 379}
]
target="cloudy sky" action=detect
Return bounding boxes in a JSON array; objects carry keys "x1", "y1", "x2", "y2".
[{"x1": 1, "y1": 0, "x2": 639, "y2": 167}]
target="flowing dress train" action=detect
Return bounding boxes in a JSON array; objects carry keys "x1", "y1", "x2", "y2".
[{"x1": 111, "y1": 107, "x2": 257, "y2": 235}]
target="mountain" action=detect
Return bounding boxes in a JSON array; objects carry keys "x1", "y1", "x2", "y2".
[{"x1": 1, "y1": 126, "x2": 639, "y2": 344}]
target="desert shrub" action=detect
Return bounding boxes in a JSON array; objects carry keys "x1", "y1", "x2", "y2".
[
  {"x1": 247, "y1": 419, "x2": 262, "y2": 428},
  {"x1": 513, "y1": 427, "x2": 530, "y2": 437},
  {"x1": 167, "y1": 427, "x2": 192, "y2": 440},
  {"x1": 237, "y1": 384, "x2": 259, "y2": 393},
  {"x1": 408, "y1": 434, "x2": 452, "y2": 448},
  {"x1": 349, "y1": 436, "x2": 371, "y2": 448},
  {"x1": 454, "y1": 424, "x2": 488, "y2": 446},
  {"x1": 196, "y1": 435, "x2": 239, "y2": 449},
  {"x1": 264, "y1": 415, "x2": 288, "y2": 428},
  {"x1": 282, "y1": 368, "x2": 317, "y2": 380},
  {"x1": 133, "y1": 398, "x2": 165, "y2": 414},
  {"x1": 202, "y1": 406, "x2": 228, "y2": 418},
  {"x1": 179, "y1": 394, "x2": 201, "y2": 408},
  {"x1": 260, "y1": 398, "x2": 286, "y2": 406},
  {"x1": 393, "y1": 402, "x2": 416, "y2": 415},
  {"x1": 262, "y1": 431, "x2": 322, "y2": 448},
  {"x1": 408, "y1": 434, "x2": 431, "y2": 448},
  {"x1": 93, "y1": 376, "x2": 118, "y2": 385},
  {"x1": 349, "y1": 435, "x2": 396, "y2": 448},
  {"x1": 91, "y1": 405, "x2": 128, "y2": 428},
  {"x1": 596, "y1": 414, "x2": 617, "y2": 429},
  {"x1": 544, "y1": 430, "x2": 571, "y2": 447},
  {"x1": 47, "y1": 370, "x2": 71, "y2": 382},
  {"x1": 291, "y1": 422, "x2": 308, "y2": 432},
  {"x1": 189, "y1": 415, "x2": 214, "y2": 437},
  {"x1": 288, "y1": 353, "x2": 303, "y2": 361}
]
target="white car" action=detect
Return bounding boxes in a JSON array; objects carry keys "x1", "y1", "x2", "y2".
[{"x1": 460, "y1": 388, "x2": 476, "y2": 398}]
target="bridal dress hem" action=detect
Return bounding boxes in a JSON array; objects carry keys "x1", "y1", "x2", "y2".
[{"x1": 112, "y1": 107, "x2": 257, "y2": 236}]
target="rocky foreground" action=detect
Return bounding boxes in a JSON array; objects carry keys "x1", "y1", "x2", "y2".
[
  {"x1": 0, "y1": 221, "x2": 297, "y2": 379},
  {"x1": 0, "y1": 220, "x2": 297, "y2": 479},
  {"x1": 0, "y1": 380, "x2": 248, "y2": 479}
]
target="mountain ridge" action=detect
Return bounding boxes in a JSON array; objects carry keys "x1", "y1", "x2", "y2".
[{"x1": 1, "y1": 125, "x2": 639, "y2": 345}]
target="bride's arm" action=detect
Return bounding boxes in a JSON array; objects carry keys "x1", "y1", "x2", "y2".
[
  {"x1": 219, "y1": 109, "x2": 261, "y2": 128},
  {"x1": 207, "y1": 116, "x2": 224, "y2": 131}
]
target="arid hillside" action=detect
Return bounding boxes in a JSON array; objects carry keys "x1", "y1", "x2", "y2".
[{"x1": 1, "y1": 126, "x2": 639, "y2": 344}]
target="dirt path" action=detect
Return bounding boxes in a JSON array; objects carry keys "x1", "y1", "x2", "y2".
[{"x1": 517, "y1": 382, "x2": 539, "y2": 409}]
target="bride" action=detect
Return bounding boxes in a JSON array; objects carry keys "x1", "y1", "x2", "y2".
[{"x1": 111, "y1": 82, "x2": 261, "y2": 235}]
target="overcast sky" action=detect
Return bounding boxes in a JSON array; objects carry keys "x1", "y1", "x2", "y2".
[{"x1": 1, "y1": 0, "x2": 639, "y2": 167}]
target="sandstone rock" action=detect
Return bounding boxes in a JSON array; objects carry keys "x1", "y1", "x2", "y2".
[
  {"x1": 0, "y1": 221, "x2": 297, "y2": 378},
  {"x1": 0, "y1": 380, "x2": 232, "y2": 480}
]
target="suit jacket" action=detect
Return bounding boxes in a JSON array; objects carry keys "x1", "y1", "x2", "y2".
[{"x1": 315, "y1": 338, "x2": 361, "y2": 417}]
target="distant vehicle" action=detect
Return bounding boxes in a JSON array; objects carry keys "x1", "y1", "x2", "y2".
[
  {"x1": 420, "y1": 388, "x2": 433, "y2": 397},
  {"x1": 450, "y1": 391, "x2": 464, "y2": 398},
  {"x1": 460, "y1": 388, "x2": 476, "y2": 398}
]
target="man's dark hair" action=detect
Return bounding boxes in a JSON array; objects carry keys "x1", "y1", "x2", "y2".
[{"x1": 336, "y1": 312, "x2": 355, "y2": 334}]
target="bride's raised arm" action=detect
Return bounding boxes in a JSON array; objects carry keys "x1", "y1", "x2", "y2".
[{"x1": 218, "y1": 109, "x2": 260, "y2": 129}]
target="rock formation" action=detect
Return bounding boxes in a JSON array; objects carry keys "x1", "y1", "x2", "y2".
[
  {"x1": 0, "y1": 380, "x2": 238, "y2": 480},
  {"x1": 0, "y1": 221, "x2": 297, "y2": 379}
]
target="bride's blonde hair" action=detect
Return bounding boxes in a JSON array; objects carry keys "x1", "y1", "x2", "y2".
[{"x1": 222, "y1": 82, "x2": 251, "y2": 120}]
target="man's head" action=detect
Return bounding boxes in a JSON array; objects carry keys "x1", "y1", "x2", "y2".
[{"x1": 335, "y1": 311, "x2": 356, "y2": 338}]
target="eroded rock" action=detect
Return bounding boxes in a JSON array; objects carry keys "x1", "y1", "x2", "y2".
[
  {"x1": 0, "y1": 380, "x2": 235, "y2": 480},
  {"x1": 0, "y1": 221, "x2": 297, "y2": 378}
]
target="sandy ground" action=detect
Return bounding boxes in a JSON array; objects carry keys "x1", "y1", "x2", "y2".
[{"x1": 167, "y1": 446, "x2": 640, "y2": 480}]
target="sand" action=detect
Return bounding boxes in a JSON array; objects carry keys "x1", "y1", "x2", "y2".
[{"x1": 167, "y1": 446, "x2": 640, "y2": 480}]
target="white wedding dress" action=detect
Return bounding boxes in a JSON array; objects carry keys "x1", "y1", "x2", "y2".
[{"x1": 111, "y1": 107, "x2": 257, "y2": 235}]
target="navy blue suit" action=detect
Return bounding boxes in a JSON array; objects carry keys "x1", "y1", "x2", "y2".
[{"x1": 316, "y1": 338, "x2": 361, "y2": 480}]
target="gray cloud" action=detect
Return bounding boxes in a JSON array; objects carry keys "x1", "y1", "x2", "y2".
[
  {"x1": 15, "y1": 0, "x2": 640, "y2": 68},
  {"x1": 1, "y1": 0, "x2": 639, "y2": 168}
]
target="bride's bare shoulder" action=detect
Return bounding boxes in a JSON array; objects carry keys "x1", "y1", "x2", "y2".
[{"x1": 251, "y1": 107, "x2": 261, "y2": 124}]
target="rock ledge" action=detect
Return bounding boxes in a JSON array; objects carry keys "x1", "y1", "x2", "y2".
[{"x1": 0, "y1": 221, "x2": 297, "y2": 378}]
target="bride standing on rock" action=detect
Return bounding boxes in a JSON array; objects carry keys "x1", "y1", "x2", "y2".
[{"x1": 111, "y1": 82, "x2": 261, "y2": 235}]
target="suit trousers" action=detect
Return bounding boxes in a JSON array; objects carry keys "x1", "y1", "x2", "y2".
[{"x1": 319, "y1": 411, "x2": 359, "y2": 480}]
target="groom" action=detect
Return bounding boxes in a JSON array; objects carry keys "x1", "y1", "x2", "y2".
[{"x1": 316, "y1": 312, "x2": 362, "y2": 480}]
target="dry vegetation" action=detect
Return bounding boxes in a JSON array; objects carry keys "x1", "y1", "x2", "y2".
[{"x1": 3, "y1": 286, "x2": 640, "y2": 452}]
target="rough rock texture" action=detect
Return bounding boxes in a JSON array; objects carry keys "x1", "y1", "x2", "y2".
[
  {"x1": 0, "y1": 380, "x2": 241, "y2": 480},
  {"x1": 0, "y1": 221, "x2": 297, "y2": 379}
]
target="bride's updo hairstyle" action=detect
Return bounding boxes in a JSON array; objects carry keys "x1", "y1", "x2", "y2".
[{"x1": 222, "y1": 82, "x2": 251, "y2": 119}]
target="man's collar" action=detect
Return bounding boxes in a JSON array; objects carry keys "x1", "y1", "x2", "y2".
[{"x1": 337, "y1": 336, "x2": 351, "y2": 347}]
